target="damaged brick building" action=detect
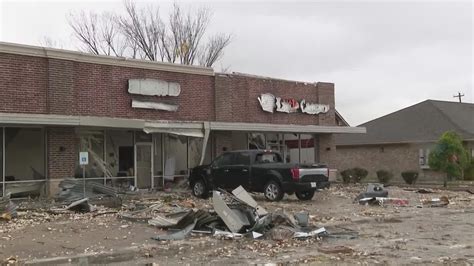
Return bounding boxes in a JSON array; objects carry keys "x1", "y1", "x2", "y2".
[{"x1": 0, "y1": 42, "x2": 364, "y2": 197}]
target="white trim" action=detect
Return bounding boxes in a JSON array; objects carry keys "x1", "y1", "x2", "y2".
[
  {"x1": 0, "y1": 42, "x2": 214, "y2": 76},
  {"x1": 210, "y1": 121, "x2": 366, "y2": 134},
  {"x1": 0, "y1": 113, "x2": 145, "y2": 129},
  {"x1": 144, "y1": 121, "x2": 204, "y2": 129}
]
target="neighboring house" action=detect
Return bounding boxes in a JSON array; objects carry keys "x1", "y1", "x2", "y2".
[{"x1": 335, "y1": 100, "x2": 474, "y2": 183}]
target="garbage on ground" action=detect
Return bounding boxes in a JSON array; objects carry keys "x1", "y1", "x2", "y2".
[
  {"x1": 152, "y1": 219, "x2": 197, "y2": 241},
  {"x1": 66, "y1": 198, "x2": 94, "y2": 213},
  {"x1": 149, "y1": 186, "x2": 327, "y2": 241},
  {"x1": 354, "y1": 183, "x2": 388, "y2": 202},
  {"x1": 359, "y1": 197, "x2": 409, "y2": 207},
  {"x1": 56, "y1": 179, "x2": 121, "y2": 206},
  {"x1": 421, "y1": 196, "x2": 449, "y2": 207},
  {"x1": 0, "y1": 194, "x2": 18, "y2": 221}
]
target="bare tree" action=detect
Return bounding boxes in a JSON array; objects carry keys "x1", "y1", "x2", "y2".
[
  {"x1": 65, "y1": 1, "x2": 230, "y2": 67},
  {"x1": 118, "y1": 1, "x2": 163, "y2": 61},
  {"x1": 198, "y1": 34, "x2": 231, "y2": 67},
  {"x1": 68, "y1": 11, "x2": 101, "y2": 55},
  {"x1": 99, "y1": 13, "x2": 128, "y2": 57},
  {"x1": 68, "y1": 11, "x2": 128, "y2": 57}
]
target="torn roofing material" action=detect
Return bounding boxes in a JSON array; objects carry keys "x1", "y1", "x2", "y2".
[
  {"x1": 152, "y1": 219, "x2": 197, "y2": 241},
  {"x1": 232, "y1": 186, "x2": 268, "y2": 217},
  {"x1": 212, "y1": 191, "x2": 248, "y2": 233}
]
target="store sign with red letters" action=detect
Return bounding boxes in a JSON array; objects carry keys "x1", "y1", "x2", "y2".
[{"x1": 257, "y1": 93, "x2": 329, "y2": 115}]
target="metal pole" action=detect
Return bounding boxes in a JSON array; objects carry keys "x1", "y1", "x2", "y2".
[
  {"x1": 2, "y1": 127, "x2": 5, "y2": 197},
  {"x1": 82, "y1": 165, "x2": 86, "y2": 198}
]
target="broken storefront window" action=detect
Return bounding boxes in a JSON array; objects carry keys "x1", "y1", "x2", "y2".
[{"x1": 3, "y1": 128, "x2": 46, "y2": 198}]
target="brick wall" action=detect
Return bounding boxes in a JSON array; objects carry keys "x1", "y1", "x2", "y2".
[
  {"x1": 48, "y1": 59, "x2": 75, "y2": 115},
  {"x1": 213, "y1": 131, "x2": 233, "y2": 157},
  {"x1": 0, "y1": 53, "x2": 215, "y2": 121},
  {"x1": 72, "y1": 62, "x2": 215, "y2": 121},
  {"x1": 319, "y1": 134, "x2": 336, "y2": 168},
  {"x1": 47, "y1": 127, "x2": 77, "y2": 179},
  {"x1": 0, "y1": 53, "x2": 48, "y2": 114},
  {"x1": 215, "y1": 74, "x2": 336, "y2": 126},
  {"x1": 316, "y1": 82, "x2": 336, "y2": 126},
  {"x1": 335, "y1": 143, "x2": 446, "y2": 183}
]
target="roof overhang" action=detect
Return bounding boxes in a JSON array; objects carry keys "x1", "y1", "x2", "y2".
[
  {"x1": 0, "y1": 113, "x2": 366, "y2": 135},
  {"x1": 210, "y1": 121, "x2": 366, "y2": 134},
  {"x1": 0, "y1": 113, "x2": 145, "y2": 129},
  {"x1": 0, "y1": 42, "x2": 214, "y2": 76}
]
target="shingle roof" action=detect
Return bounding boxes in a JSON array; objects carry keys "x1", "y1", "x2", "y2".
[{"x1": 336, "y1": 100, "x2": 474, "y2": 146}]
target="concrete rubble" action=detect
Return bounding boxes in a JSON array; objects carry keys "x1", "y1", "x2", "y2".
[{"x1": 0, "y1": 194, "x2": 18, "y2": 221}]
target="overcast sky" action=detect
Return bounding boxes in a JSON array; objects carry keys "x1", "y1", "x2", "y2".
[{"x1": 1, "y1": 0, "x2": 472, "y2": 125}]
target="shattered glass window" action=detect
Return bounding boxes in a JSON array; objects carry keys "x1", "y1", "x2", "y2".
[
  {"x1": 105, "y1": 130, "x2": 134, "y2": 177},
  {"x1": 164, "y1": 134, "x2": 188, "y2": 176},
  {"x1": 300, "y1": 134, "x2": 315, "y2": 164},
  {"x1": 5, "y1": 128, "x2": 45, "y2": 181},
  {"x1": 4, "y1": 127, "x2": 45, "y2": 197},
  {"x1": 283, "y1": 134, "x2": 299, "y2": 163},
  {"x1": 75, "y1": 130, "x2": 105, "y2": 179},
  {"x1": 248, "y1": 133, "x2": 265, "y2": 150},
  {"x1": 188, "y1": 137, "x2": 203, "y2": 169}
]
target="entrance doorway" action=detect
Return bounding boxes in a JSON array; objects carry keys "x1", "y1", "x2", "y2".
[{"x1": 135, "y1": 143, "x2": 153, "y2": 189}]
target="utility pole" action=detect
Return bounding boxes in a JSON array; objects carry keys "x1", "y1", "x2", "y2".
[{"x1": 453, "y1": 92, "x2": 464, "y2": 103}]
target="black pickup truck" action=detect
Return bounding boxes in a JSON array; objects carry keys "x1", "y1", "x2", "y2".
[{"x1": 189, "y1": 150, "x2": 330, "y2": 201}]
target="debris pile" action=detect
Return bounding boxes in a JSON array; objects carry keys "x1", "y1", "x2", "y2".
[
  {"x1": 420, "y1": 196, "x2": 449, "y2": 207},
  {"x1": 145, "y1": 186, "x2": 327, "y2": 241},
  {"x1": 0, "y1": 194, "x2": 18, "y2": 221},
  {"x1": 56, "y1": 179, "x2": 121, "y2": 206},
  {"x1": 356, "y1": 183, "x2": 409, "y2": 207}
]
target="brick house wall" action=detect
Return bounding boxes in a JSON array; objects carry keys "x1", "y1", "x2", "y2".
[{"x1": 335, "y1": 143, "x2": 446, "y2": 183}]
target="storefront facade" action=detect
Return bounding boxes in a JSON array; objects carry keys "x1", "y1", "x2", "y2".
[{"x1": 0, "y1": 42, "x2": 364, "y2": 197}]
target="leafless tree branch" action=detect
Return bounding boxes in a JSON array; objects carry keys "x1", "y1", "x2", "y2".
[
  {"x1": 198, "y1": 34, "x2": 232, "y2": 67},
  {"x1": 65, "y1": 1, "x2": 231, "y2": 67}
]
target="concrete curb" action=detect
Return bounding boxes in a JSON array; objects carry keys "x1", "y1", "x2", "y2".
[{"x1": 24, "y1": 246, "x2": 140, "y2": 265}]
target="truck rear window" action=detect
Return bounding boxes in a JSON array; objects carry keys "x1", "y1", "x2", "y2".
[{"x1": 255, "y1": 153, "x2": 282, "y2": 163}]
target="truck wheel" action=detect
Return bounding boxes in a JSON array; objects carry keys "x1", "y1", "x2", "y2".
[
  {"x1": 192, "y1": 179, "x2": 208, "y2": 199},
  {"x1": 295, "y1": 190, "x2": 315, "y2": 201},
  {"x1": 263, "y1": 181, "x2": 284, "y2": 201}
]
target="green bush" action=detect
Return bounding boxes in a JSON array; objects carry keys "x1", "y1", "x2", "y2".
[
  {"x1": 340, "y1": 167, "x2": 369, "y2": 183},
  {"x1": 401, "y1": 171, "x2": 419, "y2": 184},
  {"x1": 340, "y1": 169, "x2": 352, "y2": 184},
  {"x1": 464, "y1": 162, "x2": 474, "y2": 181},
  {"x1": 376, "y1": 170, "x2": 393, "y2": 184},
  {"x1": 352, "y1": 167, "x2": 369, "y2": 183}
]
